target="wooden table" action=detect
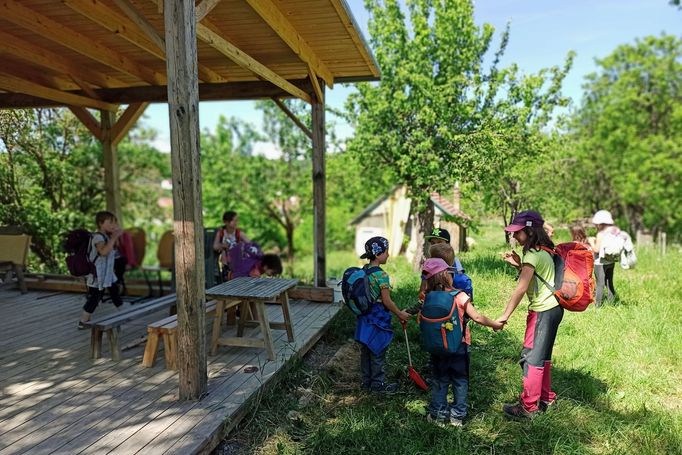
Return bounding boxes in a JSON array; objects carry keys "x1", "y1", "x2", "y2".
[{"x1": 206, "y1": 277, "x2": 298, "y2": 360}]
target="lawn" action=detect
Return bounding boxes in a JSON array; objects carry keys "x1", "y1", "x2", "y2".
[{"x1": 221, "y1": 222, "x2": 682, "y2": 455}]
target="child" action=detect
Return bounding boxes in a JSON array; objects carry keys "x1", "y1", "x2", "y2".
[
  {"x1": 249, "y1": 254, "x2": 283, "y2": 277},
  {"x1": 570, "y1": 225, "x2": 590, "y2": 246},
  {"x1": 498, "y1": 210, "x2": 563, "y2": 419},
  {"x1": 424, "y1": 228, "x2": 474, "y2": 301},
  {"x1": 421, "y1": 258, "x2": 503, "y2": 427},
  {"x1": 354, "y1": 236, "x2": 411, "y2": 394},
  {"x1": 78, "y1": 211, "x2": 124, "y2": 329},
  {"x1": 213, "y1": 211, "x2": 249, "y2": 281}
]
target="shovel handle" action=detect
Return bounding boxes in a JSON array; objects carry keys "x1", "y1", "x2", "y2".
[{"x1": 401, "y1": 319, "x2": 413, "y2": 367}]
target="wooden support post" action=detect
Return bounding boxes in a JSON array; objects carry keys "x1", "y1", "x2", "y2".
[
  {"x1": 311, "y1": 85, "x2": 326, "y2": 287},
  {"x1": 164, "y1": 0, "x2": 207, "y2": 400},
  {"x1": 101, "y1": 109, "x2": 122, "y2": 224}
]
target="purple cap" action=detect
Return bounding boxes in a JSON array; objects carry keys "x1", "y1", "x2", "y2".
[{"x1": 504, "y1": 210, "x2": 544, "y2": 232}]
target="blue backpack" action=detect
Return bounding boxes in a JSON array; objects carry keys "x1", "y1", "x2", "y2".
[
  {"x1": 453, "y1": 258, "x2": 474, "y2": 301},
  {"x1": 419, "y1": 290, "x2": 468, "y2": 355},
  {"x1": 341, "y1": 265, "x2": 382, "y2": 316}
]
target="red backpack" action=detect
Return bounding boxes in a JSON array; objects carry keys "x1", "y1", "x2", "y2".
[{"x1": 537, "y1": 243, "x2": 594, "y2": 312}]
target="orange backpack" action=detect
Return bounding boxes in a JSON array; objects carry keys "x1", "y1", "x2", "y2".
[{"x1": 537, "y1": 243, "x2": 595, "y2": 312}]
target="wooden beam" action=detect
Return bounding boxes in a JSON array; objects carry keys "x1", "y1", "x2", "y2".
[
  {"x1": 311, "y1": 85, "x2": 326, "y2": 287},
  {"x1": 0, "y1": 57, "x2": 78, "y2": 91},
  {"x1": 0, "y1": 30, "x2": 126, "y2": 89},
  {"x1": 196, "y1": 0, "x2": 222, "y2": 22},
  {"x1": 197, "y1": 21, "x2": 312, "y2": 103},
  {"x1": 0, "y1": 79, "x2": 315, "y2": 108},
  {"x1": 69, "y1": 75, "x2": 102, "y2": 100},
  {"x1": 111, "y1": 102, "x2": 149, "y2": 146},
  {"x1": 0, "y1": 73, "x2": 118, "y2": 111},
  {"x1": 245, "y1": 0, "x2": 334, "y2": 87},
  {"x1": 66, "y1": 0, "x2": 224, "y2": 84},
  {"x1": 329, "y1": 0, "x2": 381, "y2": 79},
  {"x1": 272, "y1": 98, "x2": 312, "y2": 140},
  {"x1": 112, "y1": 0, "x2": 166, "y2": 52},
  {"x1": 308, "y1": 67, "x2": 324, "y2": 104},
  {"x1": 68, "y1": 107, "x2": 102, "y2": 141},
  {"x1": 2, "y1": 0, "x2": 164, "y2": 85},
  {"x1": 164, "y1": 0, "x2": 207, "y2": 400},
  {"x1": 101, "y1": 110, "x2": 123, "y2": 223}
]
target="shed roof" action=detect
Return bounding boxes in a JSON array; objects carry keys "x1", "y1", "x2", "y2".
[{"x1": 0, "y1": 0, "x2": 380, "y2": 109}]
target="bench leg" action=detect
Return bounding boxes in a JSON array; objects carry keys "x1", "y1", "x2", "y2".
[
  {"x1": 142, "y1": 330, "x2": 160, "y2": 367},
  {"x1": 281, "y1": 292, "x2": 295, "y2": 342},
  {"x1": 210, "y1": 300, "x2": 225, "y2": 355},
  {"x1": 108, "y1": 327, "x2": 122, "y2": 361},
  {"x1": 91, "y1": 328, "x2": 103, "y2": 359},
  {"x1": 254, "y1": 301, "x2": 275, "y2": 361},
  {"x1": 14, "y1": 265, "x2": 27, "y2": 294},
  {"x1": 163, "y1": 331, "x2": 177, "y2": 370}
]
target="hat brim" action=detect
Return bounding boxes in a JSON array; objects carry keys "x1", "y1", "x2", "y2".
[
  {"x1": 425, "y1": 235, "x2": 448, "y2": 241},
  {"x1": 504, "y1": 224, "x2": 525, "y2": 233},
  {"x1": 423, "y1": 266, "x2": 455, "y2": 280},
  {"x1": 359, "y1": 252, "x2": 370, "y2": 259}
]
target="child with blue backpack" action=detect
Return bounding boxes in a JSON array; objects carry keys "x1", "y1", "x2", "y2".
[
  {"x1": 420, "y1": 258, "x2": 502, "y2": 427},
  {"x1": 425, "y1": 228, "x2": 473, "y2": 300},
  {"x1": 354, "y1": 236, "x2": 411, "y2": 394}
]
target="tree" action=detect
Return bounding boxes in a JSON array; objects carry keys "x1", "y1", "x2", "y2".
[
  {"x1": 347, "y1": 0, "x2": 573, "y2": 260},
  {"x1": 556, "y1": 34, "x2": 682, "y2": 236}
]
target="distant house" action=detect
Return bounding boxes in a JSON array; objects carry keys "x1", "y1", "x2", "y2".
[{"x1": 350, "y1": 185, "x2": 471, "y2": 261}]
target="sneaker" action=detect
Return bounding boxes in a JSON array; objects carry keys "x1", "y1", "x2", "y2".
[
  {"x1": 77, "y1": 321, "x2": 87, "y2": 330},
  {"x1": 502, "y1": 403, "x2": 538, "y2": 420},
  {"x1": 370, "y1": 382, "x2": 399, "y2": 394},
  {"x1": 449, "y1": 417, "x2": 464, "y2": 427},
  {"x1": 539, "y1": 399, "x2": 556, "y2": 412},
  {"x1": 426, "y1": 414, "x2": 447, "y2": 428}
]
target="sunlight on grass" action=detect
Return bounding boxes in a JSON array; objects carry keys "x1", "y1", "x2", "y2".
[{"x1": 228, "y1": 221, "x2": 682, "y2": 455}]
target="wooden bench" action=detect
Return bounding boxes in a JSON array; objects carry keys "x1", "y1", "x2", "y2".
[
  {"x1": 141, "y1": 300, "x2": 228, "y2": 370},
  {"x1": 84, "y1": 294, "x2": 177, "y2": 360},
  {"x1": 0, "y1": 234, "x2": 31, "y2": 294}
]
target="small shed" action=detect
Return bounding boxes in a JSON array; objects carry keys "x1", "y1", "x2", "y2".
[{"x1": 350, "y1": 185, "x2": 470, "y2": 260}]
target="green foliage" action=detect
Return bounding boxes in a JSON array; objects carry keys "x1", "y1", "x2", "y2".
[
  {"x1": 0, "y1": 108, "x2": 171, "y2": 271},
  {"x1": 532, "y1": 35, "x2": 682, "y2": 237},
  {"x1": 224, "y1": 221, "x2": 682, "y2": 455},
  {"x1": 347, "y1": 0, "x2": 573, "y2": 254}
]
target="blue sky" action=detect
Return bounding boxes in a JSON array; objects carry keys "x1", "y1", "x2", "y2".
[{"x1": 141, "y1": 0, "x2": 680, "y2": 152}]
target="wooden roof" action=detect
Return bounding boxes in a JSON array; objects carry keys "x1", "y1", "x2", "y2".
[{"x1": 0, "y1": 0, "x2": 380, "y2": 109}]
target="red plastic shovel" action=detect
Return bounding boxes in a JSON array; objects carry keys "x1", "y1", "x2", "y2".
[{"x1": 401, "y1": 320, "x2": 429, "y2": 391}]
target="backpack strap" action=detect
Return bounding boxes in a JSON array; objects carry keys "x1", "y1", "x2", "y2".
[
  {"x1": 236, "y1": 228, "x2": 241, "y2": 243},
  {"x1": 453, "y1": 257, "x2": 464, "y2": 273},
  {"x1": 533, "y1": 247, "x2": 555, "y2": 294}
]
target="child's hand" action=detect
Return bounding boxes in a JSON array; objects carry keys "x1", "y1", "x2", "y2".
[
  {"x1": 396, "y1": 310, "x2": 411, "y2": 323},
  {"x1": 111, "y1": 228, "x2": 123, "y2": 239},
  {"x1": 491, "y1": 320, "x2": 506, "y2": 332},
  {"x1": 501, "y1": 251, "x2": 521, "y2": 268}
]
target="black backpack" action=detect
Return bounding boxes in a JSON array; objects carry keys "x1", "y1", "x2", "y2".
[
  {"x1": 341, "y1": 265, "x2": 382, "y2": 316},
  {"x1": 63, "y1": 229, "x2": 97, "y2": 277}
]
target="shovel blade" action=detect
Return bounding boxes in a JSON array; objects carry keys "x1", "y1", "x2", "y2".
[{"x1": 409, "y1": 367, "x2": 429, "y2": 391}]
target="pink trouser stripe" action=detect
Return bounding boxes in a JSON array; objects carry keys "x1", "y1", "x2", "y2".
[
  {"x1": 521, "y1": 365, "x2": 543, "y2": 411},
  {"x1": 541, "y1": 360, "x2": 556, "y2": 402}
]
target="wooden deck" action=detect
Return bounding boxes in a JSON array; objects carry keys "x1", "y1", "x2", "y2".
[{"x1": 0, "y1": 288, "x2": 341, "y2": 454}]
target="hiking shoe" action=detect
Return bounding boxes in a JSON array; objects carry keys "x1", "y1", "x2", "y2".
[
  {"x1": 539, "y1": 399, "x2": 556, "y2": 412},
  {"x1": 371, "y1": 382, "x2": 399, "y2": 394},
  {"x1": 426, "y1": 414, "x2": 447, "y2": 428},
  {"x1": 449, "y1": 417, "x2": 464, "y2": 427},
  {"x1": 503, "y1": 403, "x2": 538, "y2": 420},
  {"x1": 77, "y1": 321, "x2": 87, "y2": 330}
]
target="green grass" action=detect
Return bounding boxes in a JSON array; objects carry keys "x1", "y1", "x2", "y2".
[{"x1": 222, "y1": 222, "x2": 682, "y2": 455}]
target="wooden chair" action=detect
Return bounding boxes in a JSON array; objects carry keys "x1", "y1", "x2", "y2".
[
  {"x1": 0, "y1": 234, "x2": 31, "y2": 294},
  {"x1": 142, "y1": 230, "x2": 173, "y2": 296}
]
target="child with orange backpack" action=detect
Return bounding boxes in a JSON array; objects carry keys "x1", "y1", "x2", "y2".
[{"x1": 420, "y1": 258, "x2": 503, "y2": 427}]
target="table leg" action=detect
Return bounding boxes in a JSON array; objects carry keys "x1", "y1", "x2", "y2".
[
  {"x1": 210, "y1": 299, "x2": 226, "y2": 355},
  {"x1": 254, "y1": 301, "x2": 275, "y2": 360},
  {"x1": 281, "y1": 292, "x2": 295, "y2": 342}
]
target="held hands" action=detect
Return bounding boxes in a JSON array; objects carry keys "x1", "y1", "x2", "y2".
[
  {"x1": 493, "y1": 317, "x2": 508, "y2": 332},
  {"x1": 396, "y1": 310, "x2": 411, "y2": 323},
  {"x1": 501, "y1": 250, "x2": 521, "y2": 269}
]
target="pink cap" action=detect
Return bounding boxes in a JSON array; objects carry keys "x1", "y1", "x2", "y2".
[{"x1": 422, "y1": 258, "x2": 454, "y2": 279}]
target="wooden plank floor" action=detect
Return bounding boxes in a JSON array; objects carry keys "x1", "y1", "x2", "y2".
[{"x1": 0, "y1": 288, "x2": 341, "y2": 455}]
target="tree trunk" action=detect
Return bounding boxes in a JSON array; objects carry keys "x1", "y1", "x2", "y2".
[
  {"x1": 285, "y1": 224, "x2": 295, "y2": 276},
  {"x1": 411, "y1": 197, "x2": 435, "y2": 272}
]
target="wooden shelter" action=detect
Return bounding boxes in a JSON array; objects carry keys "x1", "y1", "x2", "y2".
[{"x1": 0, "y1": 0, "x2": 379, "y2": 400}]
